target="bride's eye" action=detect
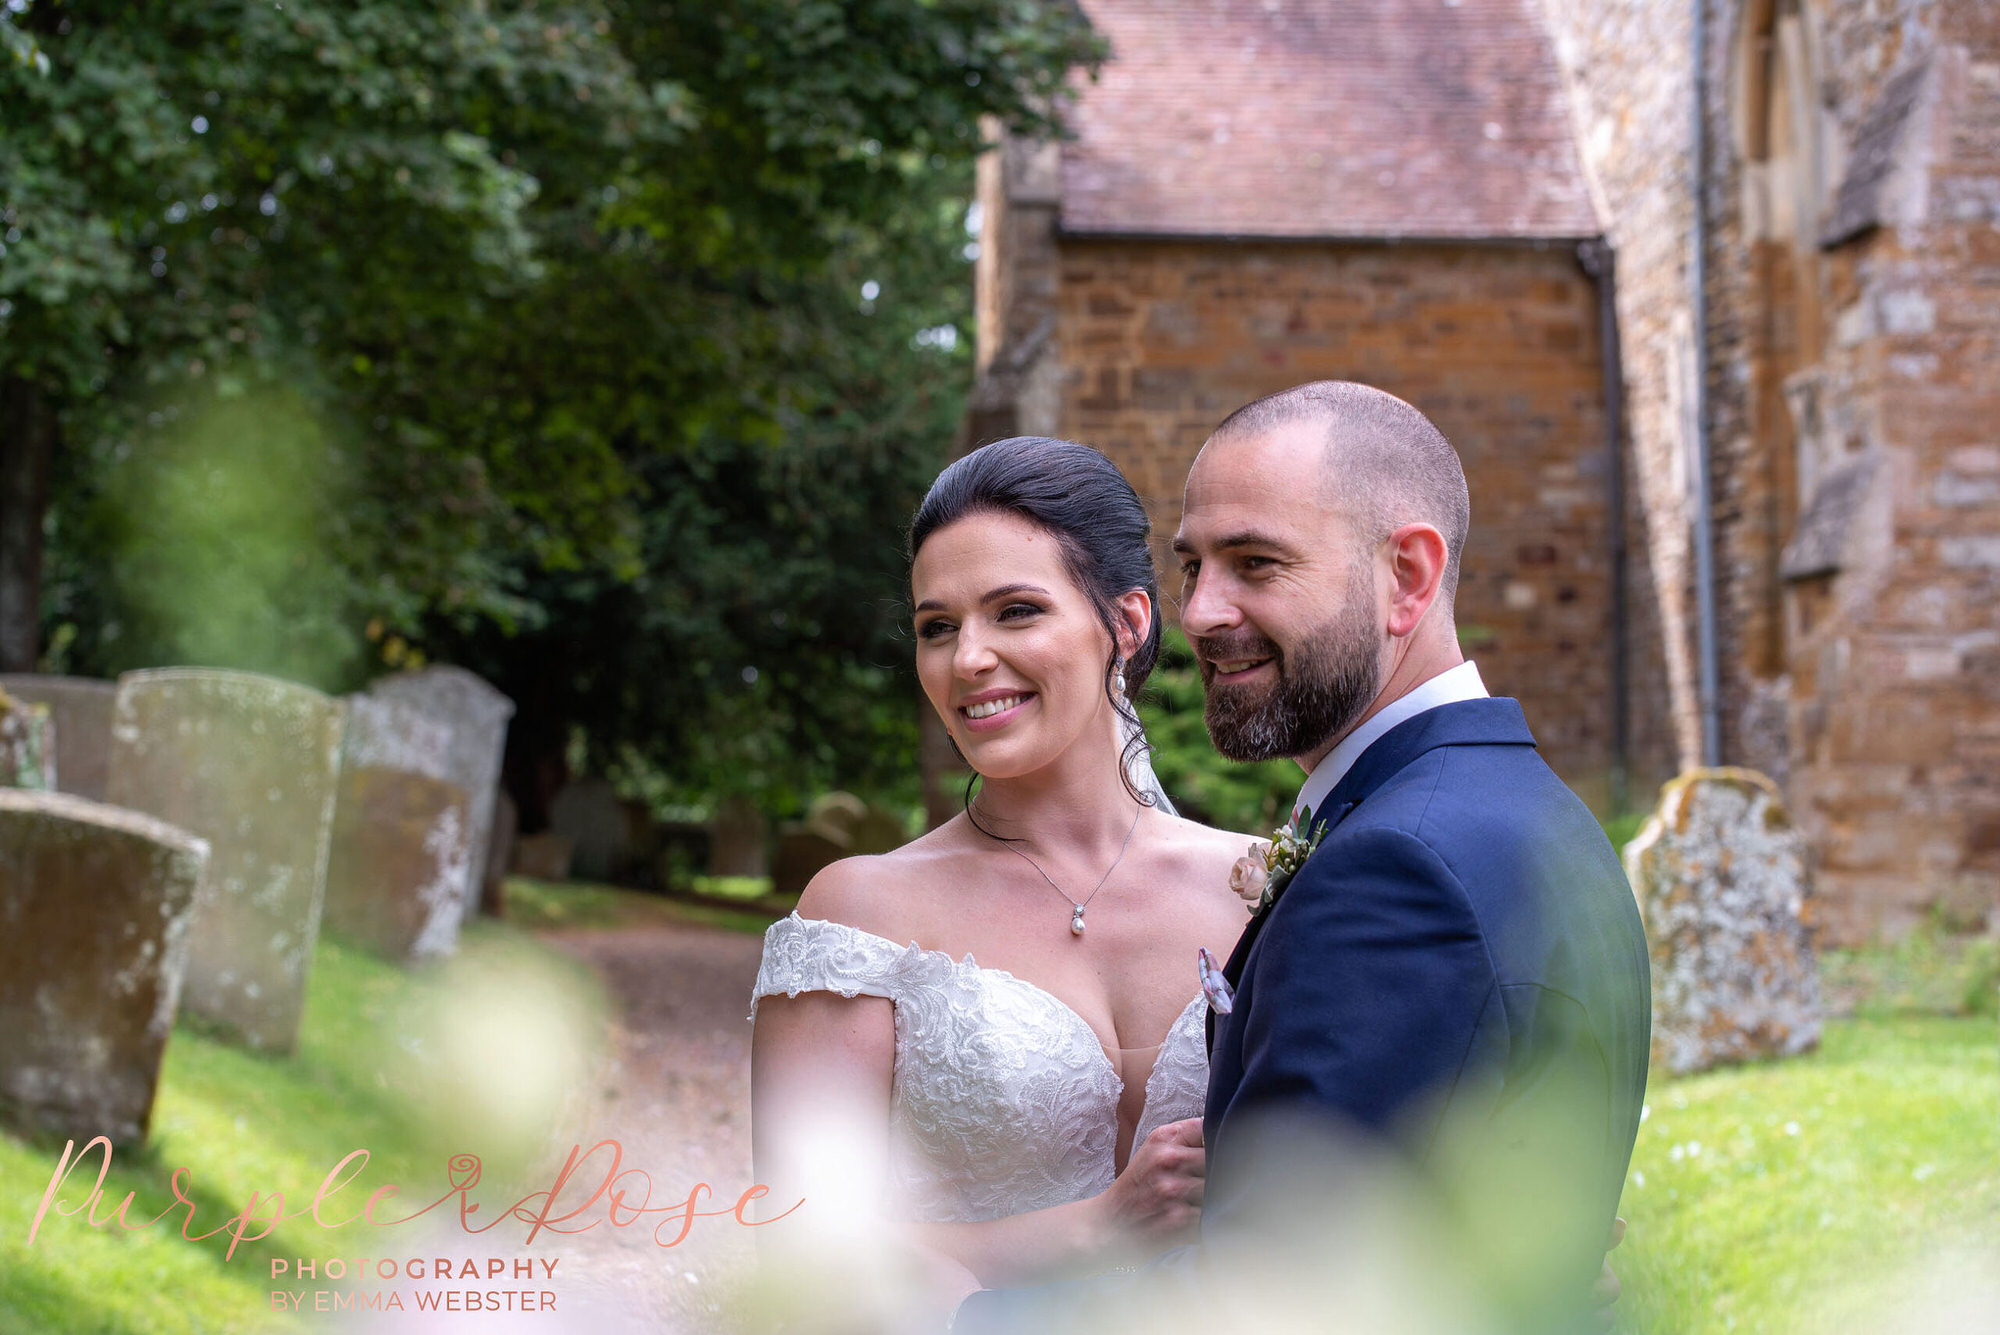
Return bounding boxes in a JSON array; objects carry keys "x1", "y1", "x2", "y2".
[
  {"x1": 916, "y1": 618, "x2": 955, "y2": 640},
  {"x1": 998, "y1": 602, "x2": 1044, "y2": 622}
]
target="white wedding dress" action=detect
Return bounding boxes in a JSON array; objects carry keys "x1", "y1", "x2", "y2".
[{"x1": 751, "y1": 911, "x2": 1211, "y2": 1223}]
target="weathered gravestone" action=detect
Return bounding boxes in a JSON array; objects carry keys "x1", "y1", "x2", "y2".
[
  {"x1": 341, "y1": 693, "x2": 454, "y2": 778},
  {"x1": 483, "y1": 789, "x2": 517, "y2": 918},
  {"x1": 807, "y1": 791, "x2": 868, "y2": 840},
  {"x1": 324, "y1": 767, "x2": 473, "y2": 962},
  {"x1": 551, "y1": 777, "x2": 635, "y2": 884},
  {"x1": 0, "y1": 688, "x2": 54, "y2": 790},
  {"x1": 1625, "y1": 767, "x2": 1823, "y2": 1074},
  {"x1": 842, "y1": 805, "x2": 909, "y2": 858},
  {"x1": 772, "y1": 827, "x2": 847, "y2": 899},
  {"x1": 364, "y1": 667, "x2": 514, "y2": 917},
  {"x1": 0, "y1": 675, "x2": 116, "y2": 800},
  {"x1": 772, "y1": 792, "x2": 912, "y2": 896},
  {"x1": 513, "y1": 831, "x2": 573, "y2": 881},
  {"x1": 107, "y1": 670, "x2": 346, "y2": 1053},
  {"x1": 322, "y1": 696, "x2": 473, "y2": 960},
  {"x1": 0, "y1": 789, "x2": 209, "y2": 1143},
  {"x1": 710, "y1": 797, "x2": 769, "y2": 879}
]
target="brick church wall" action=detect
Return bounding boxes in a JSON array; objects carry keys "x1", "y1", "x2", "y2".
[
  {"x1": 1048, "y1": 238, "x2": 1638, "y2": 804},
  {"x1": 1538, "y1": 0, "x2": 1712, "y2": 791},
  {"x1": 1782, "y1": 7, "x2": 2000, "y2": 939}
]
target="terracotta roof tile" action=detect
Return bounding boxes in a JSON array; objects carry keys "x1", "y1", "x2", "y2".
[{"x1": 1060, "y1": 0, "x2": 1601, "y2": 239}]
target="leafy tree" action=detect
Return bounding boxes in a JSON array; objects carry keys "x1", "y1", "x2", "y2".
[
  {"x1": 3, "y1": 0, "x2": 1102, "y2": 825},
  {"x1": 6, "y1": 0, "x2": 656, "y2": 676}
]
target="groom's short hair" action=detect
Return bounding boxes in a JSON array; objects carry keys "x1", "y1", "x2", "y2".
[{"x1": 1211, "y1": 381, "x2": 1470, "y2": 606}]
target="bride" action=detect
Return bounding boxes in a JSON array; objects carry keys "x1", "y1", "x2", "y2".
[{"x1": 749, "y1": 435, "x2": 1250, "y2": 1286}]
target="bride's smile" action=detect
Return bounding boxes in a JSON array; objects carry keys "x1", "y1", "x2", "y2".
[{"x1": 958, "y1": 690, "x2": 1034, "y2": 727}]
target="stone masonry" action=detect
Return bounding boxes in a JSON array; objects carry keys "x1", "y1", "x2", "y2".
[
  {"x1": 1538, "y1": 0, "x2": 2000, "y2": 939},
  {"x1": 969, "y1": 0, "x2": 1679, "y2": 808}
]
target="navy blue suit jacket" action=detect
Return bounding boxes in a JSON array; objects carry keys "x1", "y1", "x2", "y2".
[{"x1": 957, "y1": 698, "x2": 1650, "y2": 1333}]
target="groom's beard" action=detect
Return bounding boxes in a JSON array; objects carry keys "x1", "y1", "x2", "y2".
[{"x1": 1196, "y1": 580, "x2": 1381, "y2": 764}]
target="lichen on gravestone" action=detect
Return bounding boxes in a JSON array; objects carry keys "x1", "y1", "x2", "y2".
[
  {"x1": 1624, "y1": 767, "x2": 1824, "y2": 1075},
  {"x1": 106, "y1": 669, "x2": 346, "y2": 1054},
  {"x1": 0, "y1": 789, "x2": 210, "y2": 1143}
]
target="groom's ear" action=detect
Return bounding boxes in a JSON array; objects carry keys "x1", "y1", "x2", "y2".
[
  {"x1": 1384, "y1": 522, "x2": 1449, "y2": 639},
  {"x1": 1112, "y1": 588, "x2": 1152, "y2": 661}
]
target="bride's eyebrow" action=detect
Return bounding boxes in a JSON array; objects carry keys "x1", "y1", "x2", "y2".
[
  {"x1": 914, "y1": 583, "x2": 1052, "y2": 614},
  {"x1": 981, "y1": 583, "x2": 1051, "y2": 603}
]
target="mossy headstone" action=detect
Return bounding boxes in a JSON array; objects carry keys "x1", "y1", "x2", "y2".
[
  {"x1": 107, "y1": 669, "x2": 345, "y2": 1054},
  {"x1": 1625, "y1": 767, "x2": 1823, "y2": 1074},
  {"x1": 0, "y1": 789, "x2": 209, "y2": 1143}
]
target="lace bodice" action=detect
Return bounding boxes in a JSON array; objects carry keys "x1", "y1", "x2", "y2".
[{"x1": 750, "y1": 912, "x2": 1210, "y2": 1223}]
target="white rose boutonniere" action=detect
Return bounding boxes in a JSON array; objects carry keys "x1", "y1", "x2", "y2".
[
  {"x1": 1228, "y1": 845, "x2": 1270, "y2": 912},
  {"x1": 1236, "y1": 810, "x2": 1326, "y2": 918}
]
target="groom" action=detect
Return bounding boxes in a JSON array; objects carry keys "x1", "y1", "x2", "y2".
[{"x1": 951, "y1": 382, "x2": 1650, "y2": 1332}]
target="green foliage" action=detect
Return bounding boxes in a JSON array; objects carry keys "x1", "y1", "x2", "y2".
[
  {"x1": 1600, "y1": 809, "x2": 1649, "y2": 853},
  {"x1": 13, "y1": 0, "x2": 668, "y2": 669},
  {"x1": 8, "y1": 0, "x2": 1105, "y2": 813},
  {"x1": 71, "y1": 384, "x2": 363, "y2": 687},
  {"x1": 1138, "y1": 626, "x2": 1303, "y2": 836}
]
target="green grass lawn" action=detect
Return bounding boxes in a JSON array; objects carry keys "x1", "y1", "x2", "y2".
[{"x1": 1619, "y1": 1013, "x2": 1998, "y2": 1333}]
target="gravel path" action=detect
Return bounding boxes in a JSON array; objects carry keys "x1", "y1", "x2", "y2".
[{"x1": 531, "y1": 919, "x2": 770, "y2": 1334}]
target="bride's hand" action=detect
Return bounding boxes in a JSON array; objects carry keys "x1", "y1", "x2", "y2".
[{"x1": 1099, "y1": 1117, "x2": 1206, "y2": 1248}]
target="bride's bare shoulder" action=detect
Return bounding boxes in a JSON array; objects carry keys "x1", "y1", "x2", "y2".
[
  {"x1": 1151, "y1": 807, "x2": 1263, "y2": 868},
  {"x1": 792, "y1": 824, "x2": 964, "y2": 944}
]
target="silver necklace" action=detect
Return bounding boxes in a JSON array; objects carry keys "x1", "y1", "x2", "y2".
[{"x1": 973, "y1": 799, "x2": 1143, "y2": 936}]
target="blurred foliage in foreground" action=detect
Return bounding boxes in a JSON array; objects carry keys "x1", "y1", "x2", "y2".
[
  {"x1": 1, "y1": 0, "x2": 1103, "y2": 821},
  {"x1": 0, "y1": 893, "x2": 1991, "y2": 1333}
]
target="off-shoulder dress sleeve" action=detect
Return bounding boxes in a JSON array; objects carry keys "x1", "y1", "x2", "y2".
[{"x1": 748, "y1": 911, "x2": 915, "y2": 1021}]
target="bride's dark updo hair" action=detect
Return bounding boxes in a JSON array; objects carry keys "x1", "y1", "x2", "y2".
[{"x1": 908, "y1": 436, "x2": 1163, "y2": 803}]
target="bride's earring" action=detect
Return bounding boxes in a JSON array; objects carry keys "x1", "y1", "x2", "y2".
[{"x1": 1113, "y1": 657, "x2": 1128, "y2": 699}]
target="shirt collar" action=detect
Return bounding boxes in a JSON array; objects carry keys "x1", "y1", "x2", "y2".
[{"x1": 1293, "y1": 660, "x2": 1488, "y2": 821}]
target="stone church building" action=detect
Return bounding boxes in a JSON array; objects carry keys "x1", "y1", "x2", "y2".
[{"x1": 965, "y1": 0, "x2": 2000, "y2": 942}]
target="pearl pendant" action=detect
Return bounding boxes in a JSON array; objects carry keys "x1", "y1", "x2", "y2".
[{"x1": 1070, "y1": 906, "x2": 1086, "y2": 936}]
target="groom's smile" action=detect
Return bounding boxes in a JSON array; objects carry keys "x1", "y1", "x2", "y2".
[
  {"x1": 1193, "y1": 634, "x2": 1281, "y2": 687},
  {"x1": 1206, "y1": 654, "x2": 1275, "y2": 681}
]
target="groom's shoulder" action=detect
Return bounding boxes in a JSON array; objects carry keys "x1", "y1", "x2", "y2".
[
  {"x1": 1317, "y1": 717, "x2": 1622, "y2": 903},
  {"x1": 1349, "y1": 705, "x2": 1596, "y2": 837}
]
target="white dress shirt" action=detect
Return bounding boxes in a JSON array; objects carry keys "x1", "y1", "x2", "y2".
[{"x1": 1293, "y1": 660, "x2": 1489, "y2": 821}]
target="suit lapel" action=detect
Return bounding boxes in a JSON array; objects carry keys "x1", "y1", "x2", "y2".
[
  {"x1": 1205, "y1": 799, "x2": 1357, "y2": 1053},
  {"x1": 1201, "y1": 698, "x2": 1540, "y2": 1056}
]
